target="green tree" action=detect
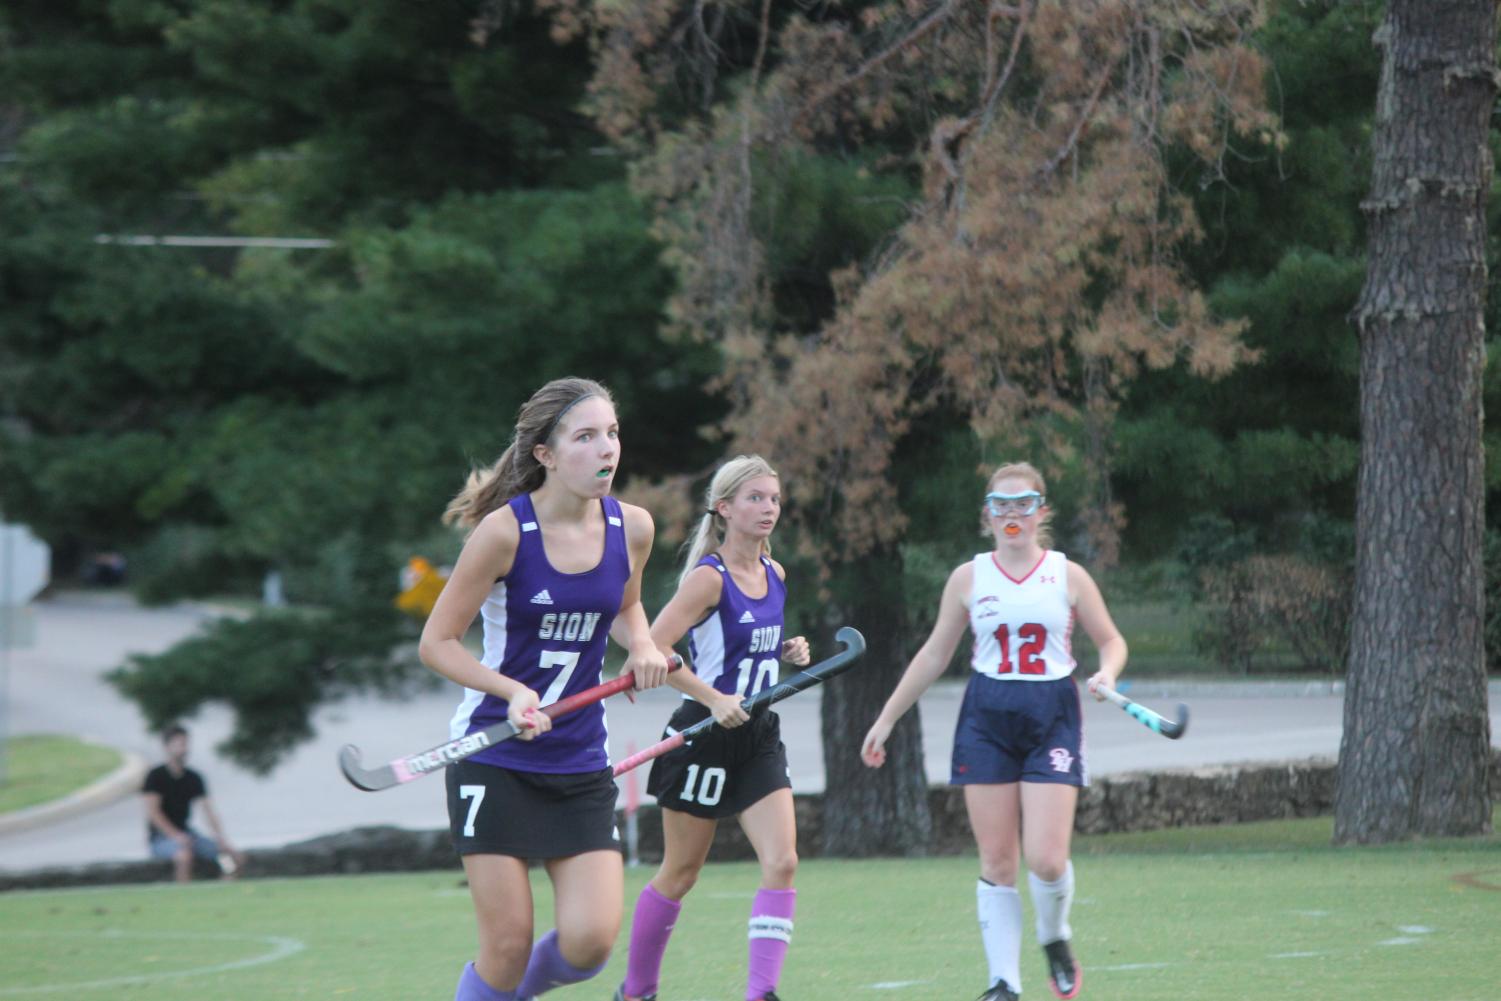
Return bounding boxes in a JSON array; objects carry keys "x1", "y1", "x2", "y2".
[
  {"x1": 1114, "y1": 1, "x2": 1379, "y2": 559},
  {"x1": 1, "y1": 1, "x2": 717, "y2": 770},
  {"x1": 547, "y1": 0, "x2": 1273, "y2": 854}
]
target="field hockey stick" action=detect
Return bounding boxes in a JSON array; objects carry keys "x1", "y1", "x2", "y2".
[
  {"x1": 339, "y1": 654, "x2": 683, "y2": 791},
  {"x1": 612, "y1": 626, "x2": 867, "y2": 778},
  {"x1": 1097, "y1": 684, "x2": 1189, "y2": 740}
]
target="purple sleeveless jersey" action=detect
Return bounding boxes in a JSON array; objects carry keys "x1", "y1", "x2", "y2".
[
  {"x1": 448, "y1": 493, "x2": 631, "y2": 773},
  {"x1": 687, "y1": 553, "x2": 787, "y2": 698}
]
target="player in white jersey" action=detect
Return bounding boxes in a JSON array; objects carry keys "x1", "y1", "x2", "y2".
[{"x1": 861, "y1": 461, "x2": 1128, "y2": 1001}]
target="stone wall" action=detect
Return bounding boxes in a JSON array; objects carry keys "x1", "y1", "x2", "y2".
[
  {"x1": 0, "y1": 826, "x2": 461, "y2": 892},
  {"x1": 4, "y1": 751, "x2": 1496, "y2": 892}
]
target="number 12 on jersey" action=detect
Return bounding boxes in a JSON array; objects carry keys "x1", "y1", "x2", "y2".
[{"x1": 993, "y1": 623, "x2": 1047, "y2": 674}]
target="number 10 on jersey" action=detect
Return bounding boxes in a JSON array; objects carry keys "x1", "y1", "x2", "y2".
[{"x1": 734, "y1": 657, "x2": 779, "y2": 696}]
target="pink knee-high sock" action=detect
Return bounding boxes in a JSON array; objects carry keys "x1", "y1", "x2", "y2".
[
  {"x1": 623, "y1": 883, "x2": 682, "y2": 998},
  {"x1": 454, "y1": 961, "x2": 517, "y2": 1001},
  {"x1": 746, "y1": 888, "x2": 796, "y2": 1001},
  {"x1": 513, "y1": 929, "x2": 606, "y2": 999}
]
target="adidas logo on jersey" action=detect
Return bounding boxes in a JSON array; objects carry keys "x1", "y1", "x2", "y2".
[
  {"x1": 738, "y1": 610, "x2": 755, "y2": 623},
  {"x1": 530, "y1": 589, "x2": 554, "y2": 605}
]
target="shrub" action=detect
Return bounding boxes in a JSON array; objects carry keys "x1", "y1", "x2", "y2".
[{"x1": 1196, "y1": 554, "x2": 1351, "y2": 674}]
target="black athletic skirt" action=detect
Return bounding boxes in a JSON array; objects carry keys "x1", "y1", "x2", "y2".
[
  {"x1": 446, "y1": 759, "x2": 622, "y2": 859},
  {"x1": 645, "y1": 701, "x2": 791, "y2": 819}
]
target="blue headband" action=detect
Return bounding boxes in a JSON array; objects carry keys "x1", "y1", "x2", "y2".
[{"x1": 543, "y1": 392, "x2": 596, "y2": 443}]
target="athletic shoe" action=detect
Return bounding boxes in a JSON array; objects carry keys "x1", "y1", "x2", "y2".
[
  {"x1": 611, "y1": 986, "x2": 655, "y2": 1001},
  {"x1": 752, "y1": 993, "x2": 782, "y2": 1001},
  {"x1": 976, "y1": 981, "x2": 1019, "y2": 1001},
  {"x1": 1043, "y1": 938, "x2": 1082, "y2": 999}
]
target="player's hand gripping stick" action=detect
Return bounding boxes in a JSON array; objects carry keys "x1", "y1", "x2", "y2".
[{"x1": 340, "y1": 654, "x2": 683, "y2": 791}]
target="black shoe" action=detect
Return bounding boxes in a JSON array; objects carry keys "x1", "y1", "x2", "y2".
[
  {"x1": 753, "y1": 993, "x2": 782, "y2": 1001},
  {"x1": 612, "y1": 986, "x2": 655, "y2": 1001},
  {"x1": 1043, "y1": 939, "x2": 1082, "y2": 999},
  {"x1": 977, "y1": 981, "x2": 1019, "y2": 1001}
]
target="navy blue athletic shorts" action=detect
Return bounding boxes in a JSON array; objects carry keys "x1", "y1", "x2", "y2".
[{"x1": 950, "y1": 673, "x2": 1087, "y2": 786}]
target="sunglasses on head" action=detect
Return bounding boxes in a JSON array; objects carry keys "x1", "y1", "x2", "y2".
[{"x1": 984, "y1": 490, "x2": 1044, "y2": 518}]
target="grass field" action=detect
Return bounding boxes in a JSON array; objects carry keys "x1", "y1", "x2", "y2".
[
  {"x1": 0, "y1": 736, "x2": 122, "y2": 814},
  {"x1": 1, "y1": 814, "x2": 1497, "y2": 1000}
]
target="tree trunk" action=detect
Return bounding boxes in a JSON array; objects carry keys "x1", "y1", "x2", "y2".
[
  {"x1": 819, "y1": 549, "x2": 934, "y2": 856},
  {"x1": 1337, "y1": 0, "x2": 1495, "y2": 844}
]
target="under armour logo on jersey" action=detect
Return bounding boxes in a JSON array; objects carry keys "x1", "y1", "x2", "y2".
[
  {"x1": 1040, "y1": 575, "x2": 1056, "y2": 583},
  {"x1": 530, "y1": 589, "x2": 554, "y2": 605},
  {"x1": 607, "y1": 515, "x2": 622, "y2": 526},
  {"x1": 1049, "y1": 748, "x2": 1074, "y2": 773},
  {"x1": 738, "y1": 610, "x2": 755, "y2": 623}
]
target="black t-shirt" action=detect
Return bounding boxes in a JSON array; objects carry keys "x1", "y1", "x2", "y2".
[{"x1": 142, "y1": 764, "x2": 207, "y2": 840}]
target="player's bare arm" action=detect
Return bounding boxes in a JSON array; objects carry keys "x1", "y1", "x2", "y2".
[
  {"x1": 648, "y1": 564, "x2": 750, "y2": 727},
  {"x1": 861, "y1": 561, "x2": 974, "y2": 767},
  {"x1": 418, "y1": 507, "x2": 547, "y2": 734},
  {"x1": 769, "y1": 559, "x2": 810, "y2": 666},
  {"x1": 615, "y1": 502, "x2": 670, "y2": 690},
  {"x1": 1067, "y1": 559, "x2": 1128, "y2": 698}
]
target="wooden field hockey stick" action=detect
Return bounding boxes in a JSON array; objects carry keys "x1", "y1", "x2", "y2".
[
  {"x1": 1097, "y1": 684, "x2": 1189, "y2": 740},
  {"x1": 339, "y1": 654, "x2": 683, "y2": 791},
  {"x1": 612, "y1": 626, "x2": 867, "y2": 778}
]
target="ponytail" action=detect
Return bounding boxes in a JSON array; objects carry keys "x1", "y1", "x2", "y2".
[
  {"x1": 677, "y1": 511, "x2": 721, "y2": 590},
  {"x1": 444, "y1": 377, "x2": 613, "y2": 530}
]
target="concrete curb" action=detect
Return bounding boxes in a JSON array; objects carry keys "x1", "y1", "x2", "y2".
[
  {"x1": 0, "y1": 747, "x2": 147, "y2": 837},
  {"x1": 1115, "y1": 678, "x2": 1501, "y2": 699},
  {"x1": 932, "y1": 677, "x2": 1501, "y2": 699},
  {"x1": 1119, "y1": 678, "x2": 1352, "y2": 698}
]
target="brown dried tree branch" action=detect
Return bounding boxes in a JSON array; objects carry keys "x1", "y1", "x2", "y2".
[
  {"x1": 1038, "y1": 48, "x2": 1123, "y2": 178},
  {"x1": 791, "y1": 0, "x2": 960, "y2": 133}
]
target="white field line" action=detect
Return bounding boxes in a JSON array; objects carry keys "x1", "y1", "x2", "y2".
[
  {"x1": 1092, "y1": 962, "x2": 1174, "y2": 971},
  {"x1": 0, "y1": 930, "x2": 305, "y2": 995},
  {"x1": 1073, "y1": 916, "x2": 1438, "y2": 974}
]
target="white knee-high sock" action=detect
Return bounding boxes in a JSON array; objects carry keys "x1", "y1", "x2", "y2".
[
  {"x1": 1028, "y1": 861, "x2": 1075, "y2": 945},
  {"x1": 976, "y1": 880, "x2": 1023, "y2": 993}
]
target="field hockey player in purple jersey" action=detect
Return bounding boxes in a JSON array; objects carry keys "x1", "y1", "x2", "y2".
[
  {"x1": 861, "y1": 461, "x2": 1128, "y2": 1001},
  {"x1": 615, "y1": 455, "x2": 811, "y2": 1001},
  {"x1": 419, "y1": 377, "x2": 671, "y2": 1001}
]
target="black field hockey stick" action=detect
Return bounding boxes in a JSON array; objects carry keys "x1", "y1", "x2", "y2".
[
  {"x1": 612, "y1": 626, "x2": 867, "y2": 777},
  {"x1": 1098, "y1": 685, "x2": 1189, "y2": 740},
  {"x1": 339, "y1": 655, "x2": 683, "y2": 791}
]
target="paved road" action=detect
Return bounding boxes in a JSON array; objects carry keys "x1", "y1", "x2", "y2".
[{"x1": 2, "y1": 592, "x2": 1497, "y2": 871}]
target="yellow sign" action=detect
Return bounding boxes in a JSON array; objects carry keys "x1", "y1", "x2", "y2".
[{"x1": 395, "y1": 557, "x2": 448, "y2": 618}]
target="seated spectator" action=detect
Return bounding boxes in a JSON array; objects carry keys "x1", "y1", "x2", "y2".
[{"x1": 142, "y1": 724, "x2": 246, "y2": 882}]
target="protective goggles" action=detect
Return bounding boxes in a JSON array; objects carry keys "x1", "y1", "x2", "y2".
[{"x1": 984, "y1": 490, "x2": 1044, "y2": 518}]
